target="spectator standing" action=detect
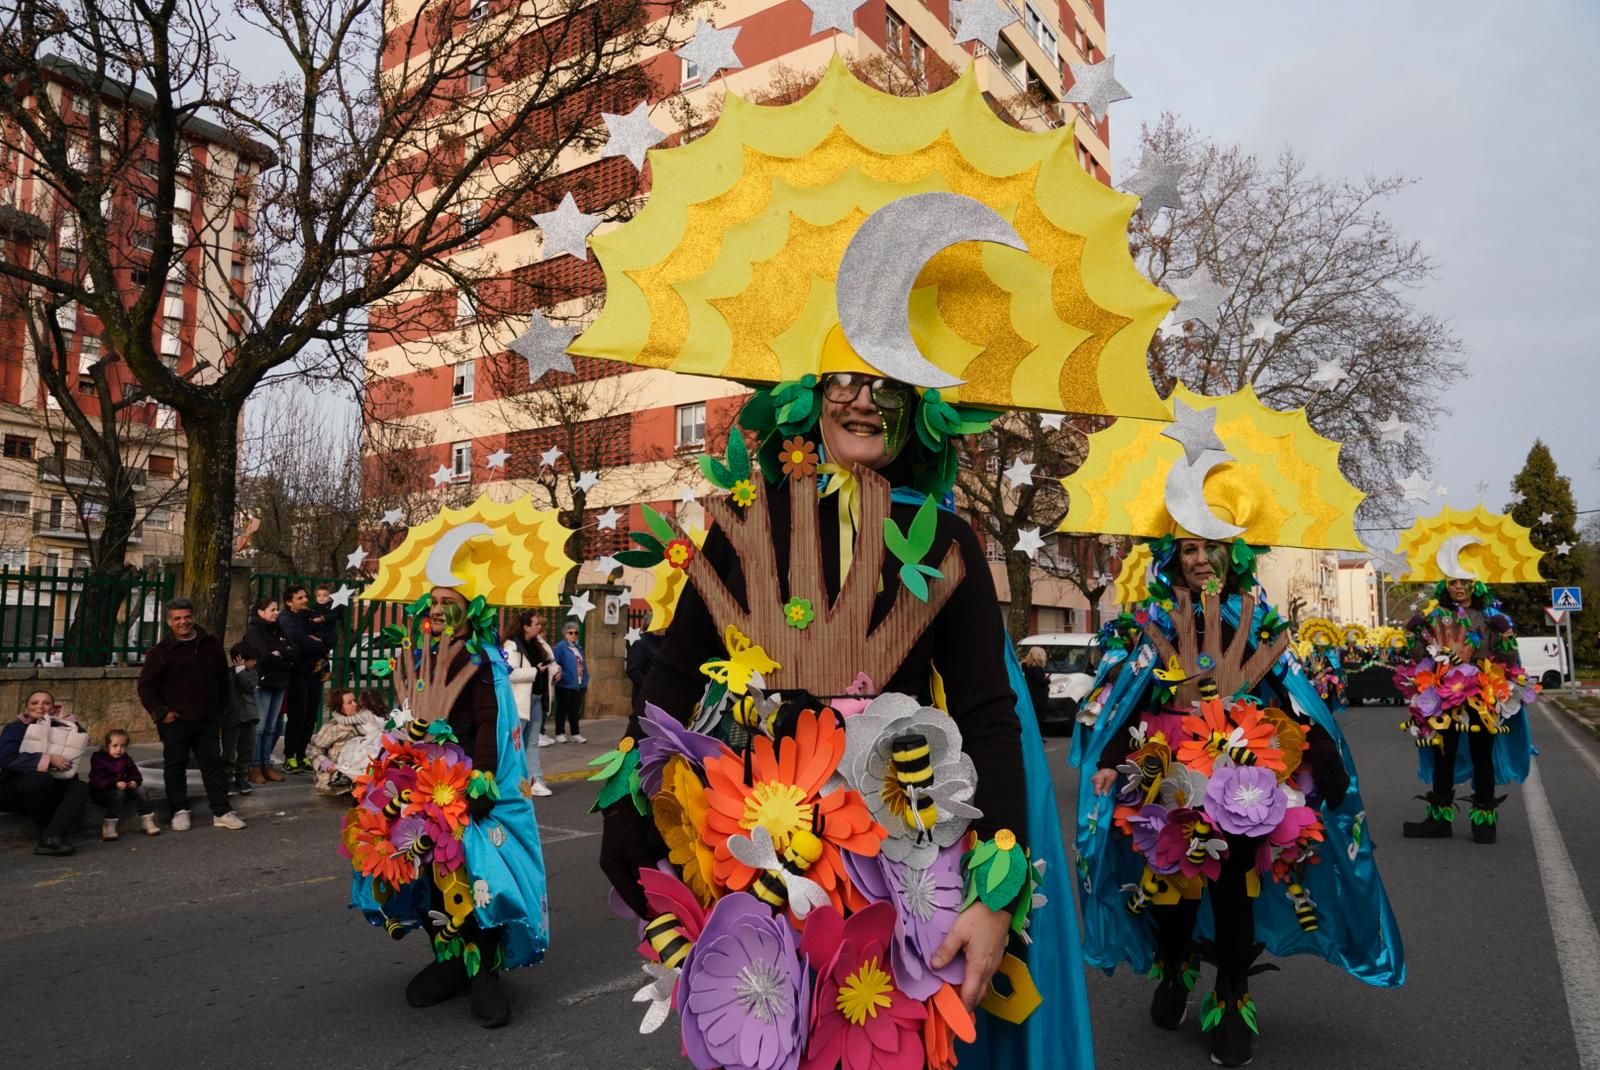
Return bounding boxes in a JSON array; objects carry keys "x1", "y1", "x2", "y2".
[
  {"x1": 90, "y1": 729, "x2": 159, "y2": 839},
  {"x1": 308, "y1": 583, "x2": 345, "y2": 710},
  {"x1": 136, "y1": 599, "x2": 246, "y2": 831},
  {"x1": 504, "y1": 612, "x2": 554, "y2": 796},
  {"x1": 1020, "y1": 646, "x2": 1051, "y2": 721},
  {"x1": 625, "y1": 628, "x2": 663, "y2": 713},
  {"x1": 0, "y1": 689, "x2": 91, "y2": 855},
  {"x1": 306, "y1": 688, "x2": 384, "y2": 796},
  {"x1": 279, "y1": 584, "x2": 329, "y2": 774},
  {"x1": 551, "y1": 621, "x2": 589, "y2": 743},
  {"x1": 223, "y1": 643, "x2": 259, "y2": 796},
  {"x1": 244, "y1": 597, "x2": 293, "y2": 783}
]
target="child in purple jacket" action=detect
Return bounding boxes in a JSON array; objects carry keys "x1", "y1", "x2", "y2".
[{"x1": 90, "y1": 730, "x2": 159, "y2": 839}]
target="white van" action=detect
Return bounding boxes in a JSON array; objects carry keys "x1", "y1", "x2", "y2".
[
  {"x1": 1017, "y1": 632, "x2": 1102, "y2": 733},
  {"x1": 1516, "y1": 635, "x2": 1568, "y2": 691}
]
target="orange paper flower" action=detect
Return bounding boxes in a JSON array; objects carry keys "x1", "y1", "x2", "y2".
[
  {"x1": 780, "y1": 437, "x2": 820, "y2": 480},
  {"x1": 1177, "y1": 698, "x2": 1285, "y2": 776},
  {"x1": 412, "y1": 755, "x2": 470, "y2": 831},
  {"x1": 922, "y1": 983, "x2": 976, "y2": 1070},
  {"x1": 701, "y1": 708, "x2": 885, "y2": 912}
]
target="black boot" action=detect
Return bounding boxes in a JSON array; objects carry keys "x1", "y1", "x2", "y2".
[
  {"x1": 1202, "y1": 971, "x2": 1258, "y2": 1067},
  {"x1": 1469, "y1": 793, "x2": 1508, "y2": 844},
  {"x1": 1401, "y1": 791, "x2": 1455, "y2": 838},
  {"x1": 405, "y1": 957, "x2": 470, "y2": 1007},
  {"x1": 469, "y1": 969, "x2": 511, "y2": 1028},
  {"x1": 1149, "y1": 952, "x2": 1199, "y2": 1029},
  {"x1": 33, "y1": 836, "x2": 75, "y2": 857}
]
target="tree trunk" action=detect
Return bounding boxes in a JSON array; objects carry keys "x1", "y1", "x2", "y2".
[
  {"x1": 1005, "y1": 552, "x2": 1033, "y2": 640},
  {"x1": 181, "y1": 411, "x2": 239, "y2": 635},
  {"x1": 63, "y1": 490, "x2": 137, "y2": 667}
]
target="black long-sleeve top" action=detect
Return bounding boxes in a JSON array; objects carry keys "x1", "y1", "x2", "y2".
[
  {"x1": 635, "y1": 484, "x2": 1028, "y2": 844},
  {"x1": 444, "y1": 648, "x2": 501, "y2": 776}
]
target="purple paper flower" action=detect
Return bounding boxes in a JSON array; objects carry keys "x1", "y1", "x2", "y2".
[
  {"x1": 1205, "y1": 765, "x2": 1287, "y2": 838},
  {"x1": 1126, "y1": 804, "x2": 1169, "y2": 858},
  {"x1": 680, "y1": 892, "x2": 808, "y2": 1070},
  {"x1": 638, "y1": 702, "x2": 734, "y2": 798},
  {"x1": 843, "y1": 840, "x2": 965, "y2": 1000}
]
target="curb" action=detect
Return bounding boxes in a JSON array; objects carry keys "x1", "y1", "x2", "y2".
[{"x1": 1546, "y1": 693, "x2": 1600, "y2": 742}]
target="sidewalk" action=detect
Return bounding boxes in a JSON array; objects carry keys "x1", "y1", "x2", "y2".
[{"x1": 1546, "y1": 689, "x2": 1600, "y2": 741}]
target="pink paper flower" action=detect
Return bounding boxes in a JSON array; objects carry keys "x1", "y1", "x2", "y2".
[{"x1": 801, "y1": 902, "x2": 927, "y2": 1070}]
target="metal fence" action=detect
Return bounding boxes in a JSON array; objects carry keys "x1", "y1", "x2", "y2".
[
  {"x1": 244, "y1": 573, "x2": 576, "y2": 705},
  {"x1": 0, "y1": 565, "x2": 176, "y2": 667}
]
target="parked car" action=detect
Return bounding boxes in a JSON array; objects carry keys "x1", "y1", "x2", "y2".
[
  {"x1": 1516, "y1": 635, "x2": 1568, "y2": 691},
  {"x1": 1017, "y1": 632, "x2": 1102, "y2": 733},
  {"x1": 6, "y1": 634, "x2": 63, "y2": 668}
]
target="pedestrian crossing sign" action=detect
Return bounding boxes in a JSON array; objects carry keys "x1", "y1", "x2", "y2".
[{"x1": 1552, "y1": 586, "x2": 1582, "y2": 611}]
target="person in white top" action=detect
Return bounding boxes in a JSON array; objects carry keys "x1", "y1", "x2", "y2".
[{"x1": 504, "y1": 612, "x2": 556, "y2": 796}]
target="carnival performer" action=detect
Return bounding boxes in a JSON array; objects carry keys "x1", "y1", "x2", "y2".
[
  {"x1": 1073, "y1": 534, "x2": 1404, "y2": 1068},
  {"x1": 341, "y1": 518, "x2": 557, "y2": 1029},
  {"x1": 1397, "y1": 577, "x2": 1535, "y2": 843}
]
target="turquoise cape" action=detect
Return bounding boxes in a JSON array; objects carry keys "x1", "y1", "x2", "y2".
[
  {"x1": 350, "y1": 642, "x2": 550, "y2": 968},
  {"x1": 1069, "y1": 594, "x2": 1405, "y2": 988}
]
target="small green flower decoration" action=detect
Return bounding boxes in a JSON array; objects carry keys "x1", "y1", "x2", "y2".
[
  {"x1": 1201, "y1": 577, "x2": 1222, "y2": 597},
  {"x1": 731, "y1": 479, "x2": 758, "y2": 508},
  {"x1": 784, "y1": 597, "x2": 815, "y2": 630}
]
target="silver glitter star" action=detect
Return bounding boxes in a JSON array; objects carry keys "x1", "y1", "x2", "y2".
[
  {"x1": 1014, "y1": 527, "x2": 1046, "y2": 559},
  {"x1": 1538, "y1": 511, "x2": 1555, "y2": 525},
  {"x1": 1002, "y1": 457, "x2": 1035, "y2": 488},
  {"x1": 596, "y1": 507, "x2": 622, "y2": 530},
  {"x1": 1162, "y1": 399, "x2": 1226, "y2": 464},
  {"x1": 486, "y1": 448, "x2": 511, "y2": 470},
  {"x1": 1247, "y1": 314, "x2": 1285, "y2": 343},
  {"x1": 1398, "y1": 471, "x2": 1436, "y2": 505},
  {"x1": 346, "y1": 546, "x2": 369, "y2": 570},
  {"x1": 1122, "y1": 149, "x2": 1186, "y2": 217},
  {"x1": 1310, "y1": 358, "x2": 1348, "y2": 389},
  {"x1": 1039, "y1": 413, "x2": 1065, "y2": 431},
  {"x1": 566, "y1": 591, "x2": 596, "y2": 621},
  {"x1": 949, "y1": 0, "x2": 1018, "y2": 51},
  {"x1": 511, "y1": 313, "x2": 577, "y2": 384},
  {"x1": 600, "y1": 102, "x2": 666, "y2": 171},
  {"x1": 380, "y1": 508, "x2": 405, "y2": 526},
  {"x1": 802, "y1": 0, "x2": 867, "y2": 35},
  {"x1": 574, "y1": 470, "x2": 600, "y2": 493},
  {"x1": 1556, "y1": 541, "x2": 1574, "y2": 555},
  {"x1": 1167, "y1": 265, "x2": 1229, "y2": 329},
  {"x1": 1376, "y1": 415, "x2": 1411, "y2": 445},
  {"x1": 1063, "y1": 55, "x2": 1132, "y2": 124},
  {"x1": 675, "y1": 19, "x2": 743, "y2": 82},
  {"x1": 540, "y1": 445, "x2": 563, "y2": 469},
  {"x1": 531, "y1": 193, "x2": 601, "y2": 262}
]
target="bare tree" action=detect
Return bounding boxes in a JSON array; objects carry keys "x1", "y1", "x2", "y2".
[
  {"x1": 0, "y1": 0, "x2": 704, "y2": 631},
  {"x1": 1130, "y1": 116, "x2": 1465, "y2": 527}
]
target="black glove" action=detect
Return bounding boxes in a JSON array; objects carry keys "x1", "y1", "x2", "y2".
[
  {"x1": 600, "y1": 803, "x2": 659, "y2": 919},
  {"x1": 468, "y1": 794, "x2": 495, "y2": 822}
]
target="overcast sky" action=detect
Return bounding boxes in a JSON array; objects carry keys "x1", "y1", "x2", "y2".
[{"x1": 1108, "y1": 0, "x2": 1600, "y2": 526}]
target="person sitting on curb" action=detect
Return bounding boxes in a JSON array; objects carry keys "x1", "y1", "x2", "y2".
[
  {"x1": 306, "y1": 688, "x2": 384, "y2": 797},
  {"x1": 90, "y1": 728, "x2": 160, "y2": 839},
  {"x1": 0, "y1": 690, "x2": 91, "y2": 855},
  {"x1": 136, "y1": 598, "x2": 246, "y2": 832}
]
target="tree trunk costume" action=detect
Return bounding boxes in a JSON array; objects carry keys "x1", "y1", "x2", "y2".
[
  {"x1": 338, "y1": 501, "x2": 573, "y2": 1026},
  {"x1": 1060, "y1": 389, "x2": 1405, "y2": 1066},
  {"x1": 563, "y1": 59, "x2": 1190, "y2": 1070}
]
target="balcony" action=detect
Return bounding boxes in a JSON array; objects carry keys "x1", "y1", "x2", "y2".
[
  {"x1": 37, "y1": 456, "x2": 146, "y2": 489},
  {"x1": 33, "y1": 509, "x2": 143, "y2": 542}
]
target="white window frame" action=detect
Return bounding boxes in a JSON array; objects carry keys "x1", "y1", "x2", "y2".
[
  {"x1": 469, "y1": 0, "x2": 489, "y2": 20},
  {"x1": 675, "y1": 402, "x2": 706, "y2": 450},
  {"x1": 451, "y1": 361, "x2": 475, "y2": 406},
  {"x1": 886, "y1": 10, "x2": 905, "y2": 55},
  {"x1": 459, "y1": 200, "x2": 480, "y2": 247},
  {"x1": 0, "y1": 492, "x2": 31, "y2": 517},
  {"x1": 451, "y1": 441, "x2": 473, "y2": 481},
  {"x1": 456, "y1": 290, "x2": 475, "y2": 324},
  {"x1": 681, "y1": 57, "x2": 701, "y2": 87},
  {"x1": 467, "y1": 60, "x2": 488, "y2": 93}
]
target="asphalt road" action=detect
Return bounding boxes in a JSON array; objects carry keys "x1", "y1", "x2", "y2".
[{"x1": 5, "y1": 702, "x2": 1599, "y2": 1070}]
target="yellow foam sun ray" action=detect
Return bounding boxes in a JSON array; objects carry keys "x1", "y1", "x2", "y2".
[
  {"x1": 571, "y1": 58, "x2": 1171, "y2": 418},
  {"x1": 1296, "y1": 618, "x2": 1343, "y2": 648},
  {"x1": 362, "y1": 495, "x2": 576, "y2": 607},
  {"x1": 1113, "y1": 543, "x2": 1152, "y2": 606},
  {"x1": 1057, "y1": 385, "x2": 1366, "y2": 550},
  {"x1": 640, "y1": 526, "x2": 708, "y2": 631},
  {"x1": 1395, "y1": 506, "x2": 1545, "y2": 583}
]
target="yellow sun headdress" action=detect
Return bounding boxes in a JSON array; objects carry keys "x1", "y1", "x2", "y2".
[
  {"x1": 1297, "y1": 618, "x2": 1343, "y2": 649},
  {"x1": 1394, "y1": 505, "x2": 1544, "y2": 583},
  {"x1": 570, "y1": 58, "x2": 1172, "y2": 418},
  {"x1": 1112, "y1": 543, "x2": 1152, "y2": 606},
  {"x1": 362, "y1": 495, "x2": 576, "y2": 607},
  {"x1": 1058, "y1": 385, "x2": 1366, "y2": 550}
]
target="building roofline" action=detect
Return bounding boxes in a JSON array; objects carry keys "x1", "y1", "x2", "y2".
[{"x1": 34, "y1": 54, "x2": 277, "y2": 167}]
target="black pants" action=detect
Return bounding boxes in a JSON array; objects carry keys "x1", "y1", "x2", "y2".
[
  {"x1": 157, "y1": 717, "x2": 231, "y2": 818},
  {"x1": 284, "y1": 675, "x2": 320, "y2": 761},
  {"x1": 93, "y1": 785, "x2": 153, "y2": 816},
  {"x1": 1150, "y1": 833, "x2": 1260, "y2": 981},
  {"x1": 1433, "y1": 718, "x2": 1497, "y2": 800},
  {"x1": 220, "y1": 719, "x2": 257, "y2": 781},
  {"x1": 1, "y1": 771, "x2": 90, "y2": 841},
  {"x1": 553, "y1": 688, "x2": 585, "y2": 736}
]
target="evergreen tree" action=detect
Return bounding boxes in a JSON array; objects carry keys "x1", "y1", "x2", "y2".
[{"x1": 1497, "y1": 441, "x2": 1583, "y2": 649}]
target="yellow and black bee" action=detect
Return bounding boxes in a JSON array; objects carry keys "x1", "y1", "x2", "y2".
[
  {"x1": 890, "y1": 732, "x2": 940, "y2": 840},
  {"x1": 405, "y1": 719, "x2": 430, "y2": 742},
  {"x1": 731, "y1": 825, "x2": 831, "y2": 917},
  {"x1": 1123, "y1": 867, "x2": 1166, "y2": 917},
  {"x1": 1287, "y1": 882, "x2": 1318, "y2": 932},
  {"x1": 382, "y1": 784, "x2": 412, "y2": 821},
  {"x1": 645, "y1": 913, "x2": 692, "y2": 969}
]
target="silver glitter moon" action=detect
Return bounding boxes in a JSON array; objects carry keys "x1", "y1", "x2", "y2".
[
  {"x1": 1163, "y1": 454, "x2": 1246, "y2": 541},
  {"x1": 835, "y1": 192, "x2": 1028, "y2": 389},
  {"x1": 424, "y1": 523, "x2": 493, "y2": 587},
  {"x1": 1435, "y1": 534, "x2": 1483, "y2": 580}
]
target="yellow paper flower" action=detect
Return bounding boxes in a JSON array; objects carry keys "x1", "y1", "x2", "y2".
[
  {"x1": 652, "y1": 755, "x2": 722, "y2": 906},
  {"x1": 731, "y1": 479, "x2": 759, "y2": 508}
]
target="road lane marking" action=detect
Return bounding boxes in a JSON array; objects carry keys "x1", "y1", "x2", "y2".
[
  {"x1": 560, "y1": 969, "x2": 641, "y2": 1005},
  {"x1": 1524, "y1": 756, "x2": 1600, "y2": 1070},
  {"x1": 539, "y1": 824, "x2": 600, "y2": 844}
]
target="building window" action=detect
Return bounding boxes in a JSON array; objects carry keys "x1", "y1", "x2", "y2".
[
  {"x1": 145, "y1": 507, "x2": 171, "y2": 530},
  {"x1": 71, "y1": 94, "x2": 90, "y2": 115},
  {"x1": 131, "y1": 231, "x2": 155, "y2": 253},
  {"x1": 885, "y1": 10, "x2": 905, "y2": 55},
  {"x1": 459, "y1": 201, "x2": 480, "y2": 247},
  {"x1": 136, "y1": 195, "x2": 156, "y2": 217},
  {"x1": 451, "y1": 441, "x2": 473, "y2": 481},
  {"x1": 682, "y1": 57, "x2": 701, "y2": 86},
  {"x1": 452, "y1": 361, "x2": 475, "y2": 405},
  {"x1": 230, "y1": 260, "x2": 245, "y2": 281},
  {"x1": 467, "y1": 60, "x2": 488, "y2": 93},
  {"x1": 469, "y1": 0, "x2": 489, "y2": 19},
  {"x1": 456, "y1": 290, "x2": 475, "y2": 323},
  {"x1": 58, "y1": 248, "x2": 78, "y2": 275},
  {"x1": 0, "y1": 492, "x2": 29, "y2": 517},
  {"x1": 1023, "y1": 3, "x2": 1057, "y2": 58},
  {"x1": 147, "y1": 454, "x2": 176, "y2": 477},
  {"x1": 165, "y1": 277, "x2": 184, "y2": 299},
  {"x1": 675, "y1": 402, "x2": 706, "y2": 449},
  {"x1": 2, "y1": 435, "x2": 35, "y2": 460},
  {"x1": 908, "y1": 35, "x2": 926, "y2": 86}
]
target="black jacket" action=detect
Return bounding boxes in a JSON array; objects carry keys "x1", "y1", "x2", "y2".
[
  {"x1": 137, "y1": 628, "x2": 231, "y2": 724},
  {"x1": 243, "y1": 614, "x2": 295, "y2": 690},
  {"x1": 279, "y1": 608, "x2": 327, "y2": 676},
  {"x1": 308, "y1": 600, "x2": 344, "y2": 651},
  {"x1": 626, "y1": 631, "x2": 662, "y2": 709}
]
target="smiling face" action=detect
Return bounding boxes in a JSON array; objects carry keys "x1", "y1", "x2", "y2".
[
  {"x1": 22, "y1": 690, "x2": 53, "y2": 722},
  {"x1": 818, "y1": 374, "x2": 912, "y2": 471},
  {"x1": 428, "y1": 587, "x2": 468, "y2": 634},
  {"x1": 1177, "y1": 538, "x2": 1229, "y2": 595}
]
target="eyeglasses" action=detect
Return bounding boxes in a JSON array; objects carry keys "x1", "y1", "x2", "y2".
[{"x1": 820, "y1": 373, "x2": 914, "y2": 411}]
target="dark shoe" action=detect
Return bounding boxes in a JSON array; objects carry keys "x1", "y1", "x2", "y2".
[
  {"x1": 470, "y1": 970, "x2": 511, "y2": 1028},
  {"x1": 1470, "y1": 793, "x2": 1507, "y2": 844},
  {"x1": 1401, "y1": 791, "x2": 1455, "y2": 838},
  {"x1": 405, "y1": 958, "x2": 469, "y2": 1008},
  {"x1": 34, "y1": 836, "x2": 75, "y2": 857},
  {"x1": 1150, "y1": 956, "x2": 1197, "y2": 1029},
  {"x1": 1205, "y1": 993, "x2": 1256, "y2": 1067},
  {"x1": 233, "y1": 778, "x2": 254, "y2": 796}
]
